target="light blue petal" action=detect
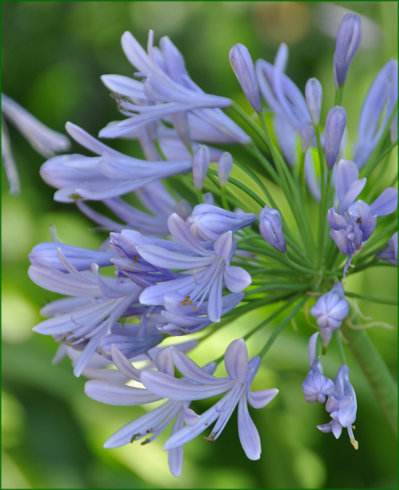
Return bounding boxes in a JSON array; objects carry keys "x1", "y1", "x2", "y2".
[
  {"x1": 171, "y1": 348, "x2": 223, "y2": 384},
  {"x1": 237, "y1": 396, "x2": 261, "y2": 460},
  {"x1": 224, "y1": 339, "x2": 248, "y2": 382},
  {"x1": 247, "y1": 388, "x2": 279, "y2": 409},
  {"x1": 140, "y1": 370, "x2": 230, "y2": 401},
  {"x1": 84, "y1": 379, "x2": 160, "y2": 405},
  {"x1": 224, "y1": 265, "x2": 252, "y2": 293},
  {"x1": 369, "y1": 188, "x2": 398, "y2": 216},
  {"x1": 136, "y1": 244, "x2": 211, "y2": 270}
]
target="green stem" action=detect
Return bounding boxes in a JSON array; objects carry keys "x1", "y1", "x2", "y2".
[
  {"x1": 345, "y1": 291, "x2": 398, "y2": 306},
  {"x1": 334, "y1": 85, "x2": 344, "y2": 106},
  {"x1": 342, "y1": 317, "x2": 398, "y2": 437}
]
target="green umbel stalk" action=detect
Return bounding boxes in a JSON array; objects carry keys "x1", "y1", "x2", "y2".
[{"x1": 342, "y1": 318, "x2": 398, "y2": 437}]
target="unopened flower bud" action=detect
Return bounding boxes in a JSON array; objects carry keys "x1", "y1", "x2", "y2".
[
  {"x1": 333, "y1": 13, "x2": 361, "y2": 88},
  {"x1": 229, "y1": 43, "x2": 262, "y2": 113},
  {"x1": 259, "y1": 206, "x2": 286, "y2": 253},
  {"x1": 324, "y1": 106, "x2": 346, "y2": 168},
  {"x1": 192, "y1": 145, "x2": 210, "y2": 190},
  {"x1": 218, "y1": 152, "x2": 233, "y2": 186},
  {"x1": 305, "y1": 78, "x2": 322, "y2": 125}
]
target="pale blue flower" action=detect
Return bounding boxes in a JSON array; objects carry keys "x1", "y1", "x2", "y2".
[
  {"x1": 141, "y1": 339, "x2": 279, "y2": 460},
  {"x1": 138, "y1": 213, "x2": 252, "y2": 322},
  {"x1": 317, "y1": 365, "x2": 359, "y2": 450},
  {"x1": 310, "y1": 283, "x2": 349, "y2": 346},
  {"x1": 256, "y1": 44, "x2": 314, "y2": 152},
  {"x1": 40, "y1": 122, "x2": 191, "y2": 202},
  {"x1": 86, "y1": 346, "x2": 215, "y2": 477},
  {"x1": 187, "y1": 204, "x2": 256, "y2": 241},
  {"x1": 99, "y1": 31, "x2": 249, "y2": 145},
  {"x1": 302, "y1": 333, "x2": 334, "y2": 403}
]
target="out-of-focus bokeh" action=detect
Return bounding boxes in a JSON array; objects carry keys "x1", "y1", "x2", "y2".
[{"x1": 2, "y1": 2, "x2": 397, "y2": 488}]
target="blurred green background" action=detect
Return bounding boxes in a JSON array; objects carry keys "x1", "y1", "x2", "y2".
[{"x1": 2, "y1": 1, "x2": 398, "y2": 488}]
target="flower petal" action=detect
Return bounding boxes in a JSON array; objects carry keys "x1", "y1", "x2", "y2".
[{"x1": 237, "y1": 396, "x2": 261, "y2": 460}]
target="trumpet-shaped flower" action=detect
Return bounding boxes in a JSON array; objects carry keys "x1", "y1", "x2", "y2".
[
  {"x1": 86, "y1": 347, "x2": 215, "y2": 477},
  {"x1": 138, "y1": 213, "x2": 252, "y2": 322},
  {"x1": 141, "y1": 339, "x2": 279, "y2": 460},
  {"x1": 99, "y1": 31, "x2": 249, "y2": 146},
  {"x1": 310, "y1": 283, "x2": 349, "y2": 346},
  {"x1": 317, "y1": 365, "x2": 358, "y2": 450}
]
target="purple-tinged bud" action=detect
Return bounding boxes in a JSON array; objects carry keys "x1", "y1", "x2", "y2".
[
  {"x1": 259, "y1": 206, "x2": 286, "y2": 253},
  {"x1": 324, "y1": 106, "x2": 346, "y2": 168},
  {"x1": 229, "y1": 43, "x2": 262, "y2": 113},
  {"x1": 217, "y1": 152, "x2": 233, "y2": 186},
  {"x1": 310, "y1": 282, "x2": 349, "y2": 346},
  {"x1": 192, "y1": 145, "x2": 210, "y2": 190},
  {"x1": 303, "y1": 360, "x2": 335, "y2": 404},
  {"x1": 305, "y1": 78, "x2": 322, "y2": 125},
  {"x1": 333, "y1": 13, "x2": 361, "y2": 88}
]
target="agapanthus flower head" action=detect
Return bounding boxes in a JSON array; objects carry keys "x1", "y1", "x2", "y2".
[
  {"x1": 229, "y1": 43, "x2": 262, "y2": 113},
  {"x1": 310, "y1": 283, "x2": 349, "y2": 346},
  {"x1": 333, "y1": 13, "x2": 361, "y2": 88},
  {"x1": 324, "y1": 106, "x2": 347, "y2": 168},
  {"x1": 258, "y1": 205, "x2": 286, "y2": 253},
  {"x1": 317, "y1": 365, "x2": 358, "y2": 450},
  {"x1": 141, "y1": 339, "x2": 279, "y2": 461}
]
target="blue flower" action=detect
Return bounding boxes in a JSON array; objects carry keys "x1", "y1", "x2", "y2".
[
  {"x1": 302, "y1": 333, "x2": 334, "y2": 403},
  {"x1": 317, "y1": 365, "x2": 358, "y2": 450},
  {"x1": 256, "y1": 44, "x2": 314, "y2": 154},
  {"x1": 328, "y1": 159, "x2": 398, "y2": 273},
  {"x1": 141, "y1": 339, "x2": 279, "y2": 460},
  {"x1": 310, "y1": 283, "x2": 349, "y2": 346},
  {"x1": 40, "y1": 122, "x2": 192, "y2": 202},
  {"x1": 137, "y1": 213, "x2": 252, "y2": 322},
  {"x1": 187, "y1": 203, "x2": 256, "y2": 241},
  {"x1": 29, "y1": 247, "x2": 145, "y2": 377},
  {"x1": 86, "y1": 346, "x2": 215, "y2": 477},
  {"x1": 99, "y1": 31, "x2": 249, "y2": 145}
]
